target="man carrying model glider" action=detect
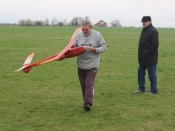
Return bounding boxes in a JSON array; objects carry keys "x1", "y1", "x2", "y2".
[{"x1": 73, "y1": 20, "x2": 107, "y2": 111}]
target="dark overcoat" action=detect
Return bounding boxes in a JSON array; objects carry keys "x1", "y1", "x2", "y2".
[{"x1": 138, "y1": 24, "x2": 159, "y2": 65}]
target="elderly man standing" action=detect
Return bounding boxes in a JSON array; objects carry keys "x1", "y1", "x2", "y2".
[{"x1": 133, "y1": 16, "x2": 159, "y2": 94}]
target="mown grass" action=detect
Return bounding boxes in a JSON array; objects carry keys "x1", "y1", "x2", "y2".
[{"x1": 0, "y1": 26, "x2": 175, "y2": 131}]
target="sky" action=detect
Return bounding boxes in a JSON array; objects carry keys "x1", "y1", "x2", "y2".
[{"x1": 0, "y1": 0, "x2": 175, "y2": 27}]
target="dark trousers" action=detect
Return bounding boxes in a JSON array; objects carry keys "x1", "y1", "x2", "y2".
[
  {"x1": 78, "y1": 68, "x2": 98, "y2": 105},
  {"x1": 138, "y1": 64, "x2": 158, "y2": 93}
]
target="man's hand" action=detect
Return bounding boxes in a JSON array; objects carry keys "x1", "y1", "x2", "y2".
[{"x1": 87, "y1": 47, "x2": 96, "y2": 52}]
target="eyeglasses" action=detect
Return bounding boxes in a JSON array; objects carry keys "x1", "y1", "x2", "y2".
[{"x1": 82, "y1": 29, "x2": 88, "y2": 32}]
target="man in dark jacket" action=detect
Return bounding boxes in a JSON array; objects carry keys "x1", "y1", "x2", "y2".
[{"x1": 133, "y1": 16, "x2": 159, "y2": 94}]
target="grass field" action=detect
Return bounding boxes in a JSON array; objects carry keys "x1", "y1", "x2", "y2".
[{"x1": 0, "y1": 26, "x2": 175, "y2": 131}]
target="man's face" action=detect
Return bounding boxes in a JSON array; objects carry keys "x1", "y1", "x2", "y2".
[
  {"x1": 82, "y1": 24, "x2": 92, "y2": 36},
  {"x1": 142, "y1": 21, "x2": 151, "y2": 28}
]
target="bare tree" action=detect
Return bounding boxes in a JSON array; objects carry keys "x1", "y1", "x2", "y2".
[
  {"x1": 67, "y1": 22, "x2": 71, "y2": 26},
  {"x1": 84, "y1": 16, "x2": 90, "y2": 21},
  {"x1": 26, "y1": 19, "x2": 33, "y2": 26},
  {"x1": 57, "y1": 22, "x2": 63, "y2": 26},
  {"x1": 70, "y1": 17, "x2": 84, "y2": 26},
  {"x1": 63, "y1": 19, "x2": 67, "y2": 26},
  {"x1": 78, "y1": 17, "x2": 83, "y2": 25},
  {"x1": 51, "y1": 18, "x2": 58, "y2": 26},
  {"x1": 18, "y1": 19, "x2": 26, "y2": 26},
  {"x1": 44, "y1": 18, "x2": 49, "y2": 26},
  {"x1": 110, "y1": 19, "x2": 122, "y2": 27},
  {"x1": 57, "y1": 19, "x2": 67, "y2": 26},
  {"x1": 71, "y1": 17, "x2": 78, "y2": 26},
  {"x1": 33, "y1": 20, "x2": 44, "y2": 26}
]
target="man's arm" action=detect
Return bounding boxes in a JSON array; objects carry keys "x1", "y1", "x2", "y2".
[{"x1": 96, "y1": 33, "x2": 107, "y2": 53}]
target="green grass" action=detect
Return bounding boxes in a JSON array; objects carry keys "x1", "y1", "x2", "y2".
[{"x1": 0, "y1": 26, "x2": 175, "y2": 131}]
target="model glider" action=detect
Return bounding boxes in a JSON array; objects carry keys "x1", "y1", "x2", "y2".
[{"x1": 15, "y1": 26, "x2": 84, "y2": 73}]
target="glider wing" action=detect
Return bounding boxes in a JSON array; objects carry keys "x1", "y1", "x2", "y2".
[{"x1": 15, "y1": 26, "x2": 83, "y2": 73}]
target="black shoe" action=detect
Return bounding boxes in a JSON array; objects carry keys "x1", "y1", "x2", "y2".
[{"x1": 84, "y1": 104, "x2": 91, "y2": 111}]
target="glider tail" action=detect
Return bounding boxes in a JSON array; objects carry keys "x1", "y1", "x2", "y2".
[
  {"x1": 23, "y1": 53, "x2": 34, "y2": 66},
  {"x1": 14, "y1": 53, "x2": 34, "y2": 73}
]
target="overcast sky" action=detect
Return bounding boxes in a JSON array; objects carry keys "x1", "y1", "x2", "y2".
[{"x1": 0, "y1": 0, "x2": 175, "y2": 27}]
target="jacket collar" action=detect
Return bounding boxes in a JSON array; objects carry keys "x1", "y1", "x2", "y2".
[{"x1": 143, "y1": 24, "x2": 152, "y2": 31}]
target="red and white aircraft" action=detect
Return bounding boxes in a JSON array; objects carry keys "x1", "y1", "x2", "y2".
[{"x1": 15, "y1": 26, "x2": 84, "y2": 73}]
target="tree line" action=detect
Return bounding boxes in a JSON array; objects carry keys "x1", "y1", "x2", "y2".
[{"x1": 1, "y1": 16, "x2": 122, "y2": 27}]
